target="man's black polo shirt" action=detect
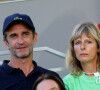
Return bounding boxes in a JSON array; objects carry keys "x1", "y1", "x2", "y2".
[{"x1": 0, "y1": 60, "x2": 61, "y2": 90}]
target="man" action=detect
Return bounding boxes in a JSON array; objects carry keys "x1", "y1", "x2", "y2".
[{"x1": 0, "y1": 13, "x2": 61, "y2": 90}]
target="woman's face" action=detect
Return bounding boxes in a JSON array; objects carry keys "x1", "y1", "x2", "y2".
[
  {"x1": 36, "y1": 79, "x2": 60, "y2": 90},
  {"x1": 74, "y1": 33, "x2": 98, "y2": 63}
]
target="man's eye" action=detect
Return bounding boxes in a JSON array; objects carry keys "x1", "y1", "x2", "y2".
[
  {"x1": 10, "y1": 34, "x2": 17, "y2": 38},
  {"x1": 24, "y1": 32, "x2": 29, "y2": 35}
]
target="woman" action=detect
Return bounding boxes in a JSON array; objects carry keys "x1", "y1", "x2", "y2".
[
  {"x1": 63, "y1": 22, "x2": 100, "y2": 90},
  {"x1": 33, "y1": 73, "x2": 66, "y2": 90}
]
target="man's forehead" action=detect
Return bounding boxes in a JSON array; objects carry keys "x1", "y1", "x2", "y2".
[
  {"x1": 6, "y1": 29, "x2": 31, "y2": 36},
  {"x1": 6, "y1": 24, "x2": 31, "y2": 32}
]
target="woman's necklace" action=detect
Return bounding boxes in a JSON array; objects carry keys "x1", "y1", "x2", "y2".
[
  {"x1": 83, "y1": 72, "x2": 100, "y2": 83},
  {"x1": 83, "y1": 72, "x2": 99, "y2": 76}
]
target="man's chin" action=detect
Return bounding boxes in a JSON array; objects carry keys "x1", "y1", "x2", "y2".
[{"x1": 16, "y1": 53, "x2": 30, "y2": 58}]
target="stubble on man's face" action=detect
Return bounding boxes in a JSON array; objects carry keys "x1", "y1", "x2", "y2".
[{"x1": 10, "y1": 41, "x2": 34, "y2": 59}]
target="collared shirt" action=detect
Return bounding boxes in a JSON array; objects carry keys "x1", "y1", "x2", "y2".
[{"x1": 0, "y1": 60, "x2": 61, "y2": 90}]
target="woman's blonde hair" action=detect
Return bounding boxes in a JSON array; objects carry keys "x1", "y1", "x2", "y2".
[{"x1": 66, "y1": 22, "x2": 100, "y2": 76}]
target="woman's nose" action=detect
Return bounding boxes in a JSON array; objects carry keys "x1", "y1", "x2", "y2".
[{"x1": 80, "y1": 43, "x2": 85, "y2": 50}]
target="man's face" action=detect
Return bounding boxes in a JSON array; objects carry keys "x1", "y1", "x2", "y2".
[{"x1": 4, "y1": 24, "x2": 37, "y2": 59}]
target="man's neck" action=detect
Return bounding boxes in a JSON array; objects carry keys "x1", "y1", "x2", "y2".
[{"x1": 8, "y1": 56, "x2": 34, "y2": 76}]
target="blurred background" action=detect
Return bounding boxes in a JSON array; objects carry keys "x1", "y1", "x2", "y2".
[{"x1": 0, "y1": 0, "x2": 100, "y2": 78}]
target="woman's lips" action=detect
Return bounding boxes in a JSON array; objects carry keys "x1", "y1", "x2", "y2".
[{"x1": 80, "y1": 53, "x2": 88, "y2": 56}]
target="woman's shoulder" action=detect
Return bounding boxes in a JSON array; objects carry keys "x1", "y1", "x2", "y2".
[
  {"x1": 63, "y1": 73, "x2": 76, "y2": 80},
  {"x1": 63, "y1": 74, "x2": 78, "y2": 90},
  {"x1": 63, "y1": 74, "x2": 76, "y2": 84},
  {"x1": 63, "y1": 73, "x2": 80, "y2": 85}
]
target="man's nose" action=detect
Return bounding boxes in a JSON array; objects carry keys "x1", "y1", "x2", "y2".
[{"x1": 18, "y1": 36, "x2": 24, "y2": 44}]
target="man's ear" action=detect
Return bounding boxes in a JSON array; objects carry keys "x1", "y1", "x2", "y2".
[
  {"x1": 3, "y1": 40, "x2": 10, "y2": 50},
  {"x1": 33, "y1": 32, "x2": 38, "y2": 44}
]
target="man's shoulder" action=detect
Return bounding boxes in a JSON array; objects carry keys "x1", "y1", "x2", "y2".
[
  {"x1": 0, "y1": 64, "x2": 6, "y2": 78},
  {"x1": 38, "y1": 66, "x2": 58, "y2": 75},
  {"x1": 33, "y1": 61, "x2": 59, "y2": 76},
  {"x1": 37, "y1": 66, "x2": 62, "y2": 80},
  {"x1": 0, "y1": 64, "x2": 3, "y2": 71},
  {"x1": 0, "y1": 60, "x2": 9, "y2": 71}
]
